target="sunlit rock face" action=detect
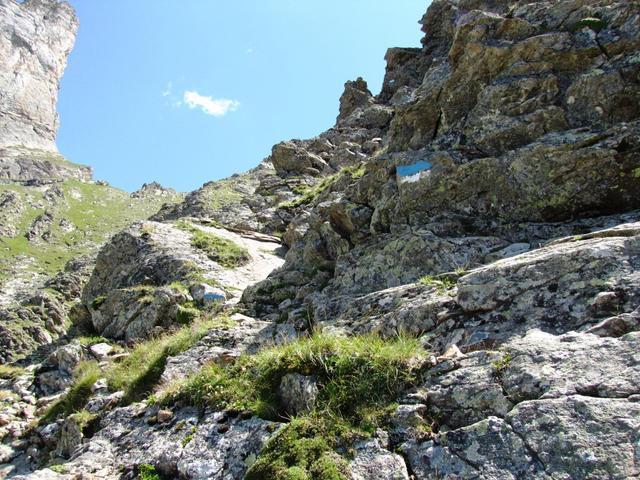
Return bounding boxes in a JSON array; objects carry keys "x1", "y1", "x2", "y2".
[{"x1": 0, "y1": 0, "x2": 78, "y2": 151}]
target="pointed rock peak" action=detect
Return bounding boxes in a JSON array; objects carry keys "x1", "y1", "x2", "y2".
[{"x1": 337, "y1": 76, "x2": 374, "y2": 122}]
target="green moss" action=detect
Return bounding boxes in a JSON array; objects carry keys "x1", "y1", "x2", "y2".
[
  {"x1": 49, "y1": 465, "x2": 68, "y2": 474},
  {"x1": 91, "y1": 295, "x2": 107, "y2": 309},
  {"x1": 246, "y1": 417, "x2": 350, "y2": 480},
  {"x1": 633, "y1": 167, "x2": 640, "y2": 179},
  {"x1": 44, "y1": 361, "x2": 101, "y2": 420}
]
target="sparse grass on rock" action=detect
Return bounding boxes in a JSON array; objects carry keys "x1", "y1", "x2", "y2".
[
  {"x1": 106, "y1": 315, "x2": 234, "y2": 404},
  {"x1": 175, "y1": 220, "x2": 250, "y2": 268},
  {"x1": 44, "y1": 360, "x2": 101, "y2": 420}
]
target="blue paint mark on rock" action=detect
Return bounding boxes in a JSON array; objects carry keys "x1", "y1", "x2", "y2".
[
  {"x1": 204, "y1": 292, "x2": 225, "y2": 302},
  {"x1": 397, "y1": 160, "x2": 433, "y2": 177}
]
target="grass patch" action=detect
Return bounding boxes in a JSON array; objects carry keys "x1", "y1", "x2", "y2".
[
  {"x1": 492, "y1": 352, "x2": 513, "y2": 373},
  {"x1": 163, "y1": 333, "x2": 425, "y2": 428},
  {"x1": 176, "y1": 303, "x2": 200, "y2": 325},
  {"x1": 573, "y1": 17, "x2": 606, "y2": 32},
  {"x1": 0, "y1": 364, "x2": 26, "y2": 380},
  {"x1": 138, "y1": 464, "x2": 161, "y2": 480},
  {"x1": 76, "y1": 335, "x2": 109, "y2": 347},
  {"x1": 175, "y1": 221, "x2": 250, "y2": 268},
  {"x1": 191, "y1": 230, "x2": 250, "y2": 268},
  {"x1": 418, "y1": 275, "x2": 457, "y2": 293},
  {"x1": 106, "y1": 315, "x2": 234, "y2": 404},
  {"x1": 44, "y1": 361, "x2": 101, "y2": 420}
]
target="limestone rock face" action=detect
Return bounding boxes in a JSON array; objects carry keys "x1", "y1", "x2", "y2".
[{"x1": 0, "y1": 0, "x2": 78, "y2": 152}]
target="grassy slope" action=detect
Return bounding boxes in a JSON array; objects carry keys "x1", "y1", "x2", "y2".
[{"x1": 0, "y1": 179, "x2": 183, "y2": 284}]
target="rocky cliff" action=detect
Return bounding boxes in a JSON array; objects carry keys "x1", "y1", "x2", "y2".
[
  {"x1": 0, "y1": 0, "x2": 77, "y2": 152},
  {"x1": 2, "y1": 0, "x2": 640, "y2": 479}
]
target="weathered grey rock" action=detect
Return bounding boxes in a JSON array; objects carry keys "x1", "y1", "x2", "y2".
[
  {"x1": 338, "y1": 77, "x2": 374, "y2": 121},
  {"x1": 278, "y1": 373, "x2": 318, "y2": 415},
  {"x1": 27, "y1": 405, "x2": 278, "y2": 480},
  {"x1": 0, "y1": 0, "x2": 78, "y2": 152},
  {"x1": 350, "y1": 439, "x2": 409, "y2": 480},
  {"x1": 55, "y1": 415, "x2": 83, "y2": 458},
  {"x1": 89, "y1": 343, "x2": 112, "y2": 361},
  {"x1": 82, "y1": 221, "x2": 283, "y2": 339}
]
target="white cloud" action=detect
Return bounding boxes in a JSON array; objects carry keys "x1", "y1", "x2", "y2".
[
  {"x1": 162, "y1": 81, "x2": 173, "y2": 97},
  {"x1": 183, "y1": 90, "x2": 240, "y2": 117}
]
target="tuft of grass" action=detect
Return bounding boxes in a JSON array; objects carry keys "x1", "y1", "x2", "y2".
[
  {"x1": 418, "y1": 275, "x2": 457, "y2": 293},
  {"x1": 44, "y1": 361, "x2": 101, "y2": 420},
  {"x1": 76, "y1": 335, "x2": 109, "y2": 347},
  {"x1": 106, "y1": 316, "x2": 234, "y2": 404},
  {"x1": 493, "y1": 352, "x2": 513, "y2": 373},
  {"x1": 165, "y1": 332, "x2": 425, "y2": 479},
  {"x1": 163, "y1": 333, "x2": 425, "y2": 430},
  {"x1": 176, "y1": 303, "x2": 200, "y2": 325},
  {"x1": 573, "y1": 17, "x2": 606, "y2": 32}
]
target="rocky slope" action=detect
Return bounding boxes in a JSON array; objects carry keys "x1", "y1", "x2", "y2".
[{"x1": 2, "y1": 0, "x2": 640, "y2": 479}]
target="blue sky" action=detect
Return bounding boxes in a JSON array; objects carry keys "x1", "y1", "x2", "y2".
[{"x1": 57, "y1": 1, "x2": 428, "y2": 192}]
